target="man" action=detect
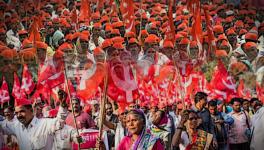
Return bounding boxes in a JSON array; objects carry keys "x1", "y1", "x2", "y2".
[
  {"x1": 250, "y1": 106, "x2": 264, "y2": 150},
  {"x1": 241, "y1": 99, "x2": 254, "y2": 117},
  {"x1": 0, "y1": 97, "x2": 69, "y2": 150},
  {"x1": 65, "y1": 97, "x2": 95, "y2": 129},
  {"x1": 191, "y1": 92, "x2": 218, "y2": 148},
  {"x1": 191, "y1": 92, "x2": 214, "y2": 133},
  {"x1": 208, "y1": 100, "x2": 234, "y2": 150},
  {"x1": 1, "y1": 106, "x2": 18, "y2": 149},
  {"x1": 228, "y1": 98, "x2": 251, "y2": 150}
]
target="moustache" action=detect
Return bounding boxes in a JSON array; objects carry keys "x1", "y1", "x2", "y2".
[{"x1": 17, "y1": 116, "x2": 25, "y2": 120}]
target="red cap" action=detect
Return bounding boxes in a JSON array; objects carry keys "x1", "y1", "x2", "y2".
[
  {"x1": 113, "y1": 43, "x2": 124, "y2": 49},
  {"x1": 94, "y1": 47, "x2": 105, "y2": 56},
  {"x1": 239, "y1": 29, "x2": 247, "y2": 36},
  {"x1": 180, "y1": 38, "x2": 190, "y2": 45},
  {"x1": 15, "y1": 98, "x2": 32, "y2": 107},
  {"x1": 101, "y1": 39, "x2": 113, "y2": 49},
  {"x1": 144, "y1": 34, "x2": 159, "y2": 44},
  {"x1": 213, "y1": 25, "x2": 224, "y2": 33},
  {"x1": 125, "y1": 31, "x2": 136, "y2": 38},
  {"x1": 244, "y1": 42, "x2": 257, "y2": 50},
  {"x1": 190, "y1": 41, "x2": 197, "y2": 48},
  {"x1": 163, "y1": 40, "x2": 174, "y2": 48},
  {"x1": 227, "y1": 29, "x2": 236, "y2": 35},
  {"x1": 112, "y1": 36, "x2": 124, "y2": 44},
  {"x1": 18, "y1": 30, "x2": 28, "y2": 35},
  {"x1": 36, "y1": 41, "x2": 48, "y2": 49},
  {"x1": 245, "y1": 32, "x2": 258, "y2": 41},
  {"x1": 215, "y1": 50, "x2": 228, "y2": 57},
  {"x1": 128, "y1": 38, "x2": 139, "y2": 45}
]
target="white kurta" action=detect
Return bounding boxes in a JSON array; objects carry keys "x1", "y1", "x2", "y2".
[
  {"x1": 0, "y1": 106, "x2": 68, "y2": 150},
  {"x1": 250, "y1": 107, "x2": 264, "y2": 150}
]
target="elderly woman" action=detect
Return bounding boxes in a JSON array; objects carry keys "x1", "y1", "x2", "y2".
[
  {"x1": 117, "y1": 109, "x2": 164, "y2": 150},
  {"x1": 172, "y1": 110, "x2": 214, "y2": 150}
]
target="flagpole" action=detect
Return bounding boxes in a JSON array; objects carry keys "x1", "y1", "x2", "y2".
[
  {"x1": 98, "y1": 53, "x2": 108, "y2": 150},
  {"x1": 63, "y1": 66, "x2": 81, "y2": 150}
]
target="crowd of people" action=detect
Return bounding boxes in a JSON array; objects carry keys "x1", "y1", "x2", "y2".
[{"x1": 0, "y1": 0, "x2": 264, "y2": 149}]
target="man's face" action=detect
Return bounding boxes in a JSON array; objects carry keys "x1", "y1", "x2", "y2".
[
  {"x1": 242, "y1": 101, "x2": 250, "y2": 111},
  {"x1": 4, "y1": 108, "x2": 14, "y2": 120},
  {"x1": 37, "y1": 48, "x2": 46, "y2": 63},
  {"x1": 72, "y1": 99, "x2": 81, "y2": 112},
  {"x1": 245, "y1": 47, "x2": 258, "y2": 62},
  {"x1": 209, "y1": 105, "x2": 217, "y2": 115},
  {"x1": 227, "y1": 34, "x2": 237, "y2": 43},
  {"x1": 15, "y1": 106, "x2": 33, "y2": 126},
  {"x1": 232, "y1": 101, "x2": 241, "y2": 112},
  {"x1": 105, "y1": 104, "x2": 113, "y2": 116},
  {"x1": 79, "y1": 40, "x2": 89, "y2": 54},
  {"x1": 199, "y1": 98, "x2": 207, "y2": 109}
]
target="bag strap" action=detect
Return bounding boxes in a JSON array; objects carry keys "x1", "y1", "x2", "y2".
[{"x1": 242, "y1": 111, "x2": 250, "y2": 129}]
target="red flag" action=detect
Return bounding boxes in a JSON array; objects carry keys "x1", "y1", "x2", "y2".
[
  {"x1": 0, "y1": 76, "x2": 10, "y2": 104},
  {"x1": 204, "y1": 6, "x2": 216, "y2": 57},
  {"x1": 165, "y1": 0, "x2": 175, "y2": 42},
  {"x1": 210, "y1": 61, "x2": 237, "y2": 101},
  {"x1": 188, "y1": 0, "x2": 203, "y2": 55},
  {"x1": 28, "y1": 17, "x2": 41, "y2": 42},
  {"x1": 21, "y1": 65, "x2": 35, "y2": 95},
  {"x1": 38, "y1": 57, "x2": 65, "y2": 89},
  {"x1": 120, "y1": 0, "x2": 136, "y2": 32},
  {"x1": 77, "y1": 62, "x2": 107, "y2": 101},
  {"x1": 237, "y1": 79, "x2": 251, "y2": 99},
  {"x1": 256, "y1": 83, "x2": 264, "y2": 103},
  {"x1": 108, "y1": 63, "x2": 139, "y2": 104},
  {"x1": 79, "y1": 0, "x2": 91, "y2": 23},
  {"x1": 12, "y1": 72, "x2": 26, "y2": 99}
]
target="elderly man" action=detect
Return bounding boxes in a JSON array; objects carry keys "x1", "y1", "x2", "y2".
[{"x1": 0, "y1": 96, "x2": 69, "y2": 150}]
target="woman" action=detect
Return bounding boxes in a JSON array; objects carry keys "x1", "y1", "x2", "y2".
[
  {"x1": 117, "y1": 109, "x2": 164, "y2": 150},
  {"x1": 172, "y1": 110, "x2": 214, "y2": 150}
]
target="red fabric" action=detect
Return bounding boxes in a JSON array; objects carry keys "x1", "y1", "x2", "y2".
[
  {"x1": 120, "y1": 0, "x2": 136, "y2": 32},
  {"x1": 210, "y1": 61, "x2": 237, "y2": 101},
  {"x1": 21, "y1": 65, "x2": 35, "y2": 95},
  {"x1": 28, "y1": 17, "x2": 41, "y2": 42},
  {"x1": 79, "y1": 0, "x2": 91, "y2": 23},
  {"x1": 0, "y1": 76, "x2": 10, "y2": 104},
  {"x1": 12, "y1": 72, "x2": 26, "y2": 99},
  {"x1": 165, "y1": 0, "x2": 175, "y2": 42}
]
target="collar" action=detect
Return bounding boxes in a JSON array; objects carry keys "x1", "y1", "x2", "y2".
[{"x1": 21, "y1": 116, "x2": 38, "y2": 130}]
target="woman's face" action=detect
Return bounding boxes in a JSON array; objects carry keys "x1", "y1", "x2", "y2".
[
  {"x1": 188, "y1": 112, "x2": 198, "y2": 129},
  {"x1": 126, "y1": 113, "x2": 144, "y2": 135}
]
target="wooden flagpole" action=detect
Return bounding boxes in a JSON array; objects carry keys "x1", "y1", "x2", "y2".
[
  {"x1": 98, "y1": 51, "x2": 108, "y2": 148},
  {"x1": 64, "y1": 67, "x2": 81, "y2": 150}
]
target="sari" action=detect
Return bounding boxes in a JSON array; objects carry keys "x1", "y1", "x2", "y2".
[
  {"x1": 117, "y1": 128, "x2": 164, "y2": 150},
  {"x1": 185, "y1": 129, "x2": 213, "y2": 150}
]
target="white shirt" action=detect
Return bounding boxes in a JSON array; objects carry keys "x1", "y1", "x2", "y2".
[
  {"x1": 0, "y1": 106, "x2": 68, "y2": 150},
  {"x1": 53, "y1": 124, "x2": 77, "y2": 150},
  {"x1": 250, "y1": 107, "x2": 264, "y2": 150}
]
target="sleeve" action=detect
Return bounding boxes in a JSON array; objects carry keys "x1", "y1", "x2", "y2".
[
  {"x1": 46, "y1": 106, "x2": 69, "y2": 133},
  {"x1": 0, "y1": 120, "x2": 16, "y2": 136},
  {"x1": 222, "y1": 113, "x2": 234, "y2": 125}
]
